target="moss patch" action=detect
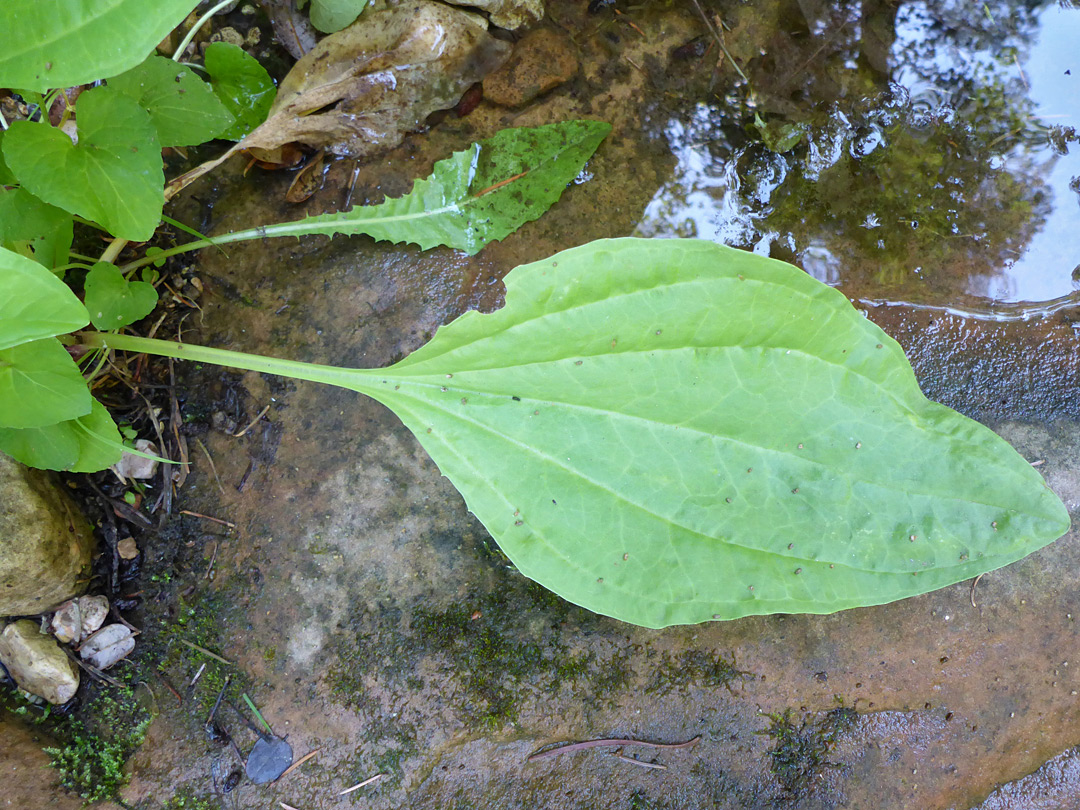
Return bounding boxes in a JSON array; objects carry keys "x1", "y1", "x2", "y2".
[{"x1": 763, "y1": 706, "x2": 859, "y2": 798}]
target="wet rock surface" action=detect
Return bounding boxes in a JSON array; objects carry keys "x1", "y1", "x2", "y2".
[
  {"x1": 0, "y1": 714, "x2": 86, "y2": 810},
  {"x1": 0, "y1": 620, "x2": 79, "y2": 705},
  {"x1": 0, "y1": 454, "x2": 94, "y2": 616},
  {"x1": 482, "y1": 28, "x2": 580, "y2": 107}
]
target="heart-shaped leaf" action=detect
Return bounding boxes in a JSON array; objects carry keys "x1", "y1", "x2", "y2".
[
  {"x1": 108, "y1": 54, "x2": 234, "y2": 147},
  {"x1": 84, "y1": 262, "x2": 158, "y2": 329},
  {"x1": 0, "y1": 246, "x2": 88, "y2": 350},
  {"x1": 2, "y1": 86, "x2": 164, "y2": 241},
  {"x1": 0, "y1": 0, "x2": 201, "y2": 92},
  {"x1": 204, "y1": 42, "x2": 276, "y2": 141},
  {"x1": 0, "y1": 338, "x2": 90, "y2": 429}
]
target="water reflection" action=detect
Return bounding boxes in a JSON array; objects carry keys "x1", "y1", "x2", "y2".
[{"x1": 637, "y1": 0, "x2": 1080, "y2": 304}]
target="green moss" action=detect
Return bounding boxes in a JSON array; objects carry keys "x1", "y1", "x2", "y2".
[
  {"x1": 646, "y1": 650, "x2": 753, "y2": 694},
  {"x1": 39, "y1": 679, "x2": 153, "y2": 803},
  {"x1": 163, "y1": 794, "x2": 216, "y2": 810},
  {"x1": 763, "y1": 707, "x2": 858, "y2": 797},
  {"x1": 328, "y1": 577, "x2": 623, "y2": 729}
]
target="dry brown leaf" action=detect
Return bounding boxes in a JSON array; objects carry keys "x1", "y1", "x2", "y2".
[{"x1": 166, "y1": 1, "x2": 509, "y2": 199}]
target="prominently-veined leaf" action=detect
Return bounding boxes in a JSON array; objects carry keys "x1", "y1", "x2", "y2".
[
  {"x1": 204, "y1": 43, "x2": 275, "y2": 141},
  {"x1": 85, "y1": 239, "x2": 1071, "y2": 627},
  {"x1": 108, "y1": 54, "x2": 234, "y2": 147},
  {"x1": 0, "y1": 0, "x2": 200, "y2": 92},
  {"x1": 305, "y1": 0, "x2": 369, "y2": 32},
  {"x1": 0, "y1": 187, "x2": 74, "y2": 270},
  {"x1": 0, "y1": 338, "x2": 90, "y2": 428},
  {"x1": 0, "y1": 246, "x2": 88, "y2": 350},
  {"x1": 2, "y1": 87, "x2": 164, "y2": 241},
  {"x1": 358, "y1": 239, "x2": 1070, "y2": 626},
  {"x1": 153, "y1": 120, "x2": 611, "y2": 259},
  {"x1": 84, "y1": 262, "x2": 158, "y2": 329},
  {"x1": 0, "y1": 396, "x2": 122, "y2": 471}
]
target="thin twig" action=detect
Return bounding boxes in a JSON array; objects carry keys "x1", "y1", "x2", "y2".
[
  {"x1": 613, "y1": 753, "x2": 667, "y2": 770},
  {"x1": 528, "y1": 736, "x2": 700, "y2": 762},
  {"x1": 180, "y1": 510, "x2": 236, "y2": 528},
  {"x1": 158, "y1": 673, "x2": 184, "y2": 703},
  {"x1": 970, "y1": 573, "x2": 985, "y2": 608},
  {"x1": 474, "y1": 171, "x2": 528, "y2": 198},
  {"x1": 687, "y1": 0, "x2": 748, "y2": 84},
  {"x1": 180, "y1": 638, "x2": 233, "y2": 665},
  {"x1": 339, "y1": 773, "x2": 387, "y2": 795},
  {"x1": 232, "y1": 404, "x2": 271, "y2": 438},
  {"x1": 190, "y1": 662, "x2": 207, "y2": 688},
  {"x1": 195, "y1": 437, "x2": 226, "y2": 496},
  {"x1": 279, "y1": 748, "x2": 321, "y2": 779}
]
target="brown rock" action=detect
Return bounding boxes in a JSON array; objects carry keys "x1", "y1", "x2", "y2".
[
  {"x1": 482, "y1": 28, "x2": 579, "y2": 108},
  {"x1": 0, "y1": 454, "x2": 94, "y2": 616},
  {"x1": 0, "y1": 619, "x2": 80, "y2": 704}
]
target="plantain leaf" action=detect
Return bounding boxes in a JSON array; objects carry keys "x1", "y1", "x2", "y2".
[
  {"x1": 84, "y1": 239, "x2": 1071, "y2": 627},
  {"x1": 0, "y1": 0, "x2": 200, "y2": 92},
  {"x1": 0, "y1": 246, "x2": 88, "y2": 350},
  {"x1": 350, "y1": 238, "x2": 1070, "y2": 626},
  {"x1": 227, "y1": 120, "x2": 611, "y2": 255},
  {"x1": 0, "y1": 396, "x2": 126, "y2": 471}
]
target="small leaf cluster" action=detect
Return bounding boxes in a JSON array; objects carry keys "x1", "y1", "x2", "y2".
[{"x1": 0, "y1": 2, "x2": 273, "y2": 470}]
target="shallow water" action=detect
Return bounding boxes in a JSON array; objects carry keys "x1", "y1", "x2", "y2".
[{"x1": 637, "y1": 0, "x2": 1080, "y2": 309}]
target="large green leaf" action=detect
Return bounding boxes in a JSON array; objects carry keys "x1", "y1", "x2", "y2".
[
  {"x1": 0, "y1": 338, "x2": 90, "y2": 428},
  {"x1": 86, "y1": 239, "x2": 1072, "y2": 627},
  {"x1": 108, "y1": 54, "x2": 234, "y2": 147},
  {"x1": 358, "y1": 239, "x2": 1070, "y2": 626},
  {"x1": 0, "y1": 246, "x2": 88, "y2": 350},
  {"x1": 203, "y1": 42, "x2": 275, "y2": 141},
  {"x1": 0, "y1": 0, "x2": 200, "y2": 92},
  {"x1": 2, "y1": 87, "x2": 164, "y2": 241}
]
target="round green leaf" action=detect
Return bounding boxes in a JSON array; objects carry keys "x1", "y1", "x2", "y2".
[
  {"x1": 0, "y1": 246, "x2": 88, "y2": 350},
  {"x1": 84, "y1": 262, "x2": 158, "y2": 329},
  {"x1": 108, "y1": 54, "x2": 234, "y2": 147},
  {"x1": 2, "y1": 86, "x2": 164, "y2": 241},
  {"x1": 308, "y1": 0, "x2": 369, "y2": 33},
  {"x1": 204, "y1": 42, "x2": 276, "y2": 141},
  {"x1": 0, "y1": 0, "x2": 201, "y2": 92},
  {"x1": 0, "y1": 338, "x2": 91, "y2": 429},
  {"x1": 351, "y1": 239, "x2": 1070, "y2": 627}
]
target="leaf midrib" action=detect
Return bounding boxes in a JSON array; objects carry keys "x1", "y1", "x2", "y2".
[{"x1": 382, "y1": 382, "x2": 1032, "y2": 570}]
